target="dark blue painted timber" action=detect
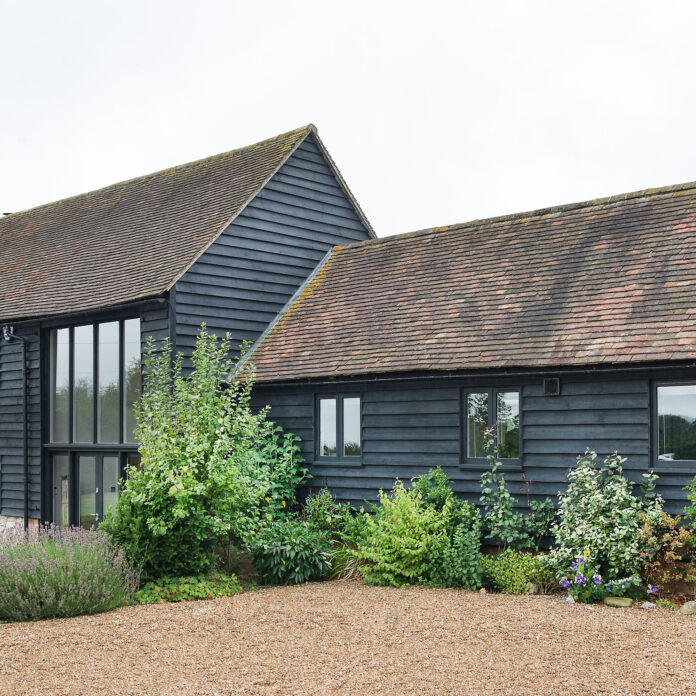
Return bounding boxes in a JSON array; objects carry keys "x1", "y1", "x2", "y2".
[
  {"x1": 251, "y1": 366, "x2": 696, "y2": 515},
  {"x1": 173, "y1": 135, "x2": 372, "y2": 359},
  {"x1": 0, "y1": 322, "x2": 41, "y2": 518}
]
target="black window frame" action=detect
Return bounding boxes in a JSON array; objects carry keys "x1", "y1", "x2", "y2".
[
  {"x1": 315, "y1": 393, "x2": 363, "y2": 466},
  {"x1": 461, "y1": 387, "x2": 521, "y2": 469},
  {"x1": 42, "y1": 313, "x2": 142, "y2": 526},
  {"x1": 652, "y1": 380, "x2": 696, "y2": 473}
]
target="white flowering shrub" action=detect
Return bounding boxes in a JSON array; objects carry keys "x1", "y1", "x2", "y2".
[{"x1": 545, "y1": 450, "x2": 663, "y2": 580}]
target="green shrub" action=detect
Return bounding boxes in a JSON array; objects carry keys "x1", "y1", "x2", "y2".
[
  {"x1": 656, "y1": 598, "x2": 676, "y2": 611},
  {"x1": 480, "y1": 428, "x2": 554, "y2": 551},
  {"x1": 355, "y1": 471, "x2": 482, "y2": 589},
  {"x1": 135, "y1": 571, "x2": 241, "y2": 604},
  {"x1": 545, "y1": 450, "x2": 663, "y2": 582},
  {"x1": 356, "y1": 480, "x2": 445, "y2": 587},
  {"x1": 0, "y1": 526, "x2": 138, "y2": 622},
  {"x1": 481, "y1": 549, "x2": 554, "y2": 595},
  {"x1": 102, "y1": 327, "x2": 307, "y2": 579},
  {"x1": 248, "y1": 517, "x2": 332, "y2": 585},
  {"x1": 304, "y1": 488, "x2": 352, "y2": 537}
]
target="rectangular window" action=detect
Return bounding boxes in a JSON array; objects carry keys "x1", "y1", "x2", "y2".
[
  {"x1": 73, "y1": 324, "x2": 94, "y2": 442},
  {"x1": 48, "y1": 318, "x2": 141, "y2": 446},
  {"x1": 50, "y1": 328, "x2": 70, "y2": 442},
  {"x1": 343, "y1": 397, "x2": 361, "y2": 456},
  {"x1": 464, "y1": 389, "x2": 520, "y2": 461},
  {"x1": 467, "y1": 392, "x2": 488, "y2": 458},
  {"x1": 319, "y1": 398, "x2": 337, "y2": 456},
  {"x1": 317, "y1": 395, "x2": 362, "y2": 460},
  {"x1": 657, "y1": 384, "x2": 696, "y2": 461},
  {"x1": 52, "y1": 455, "x2": 70, "y2": 527},
  {"x1": 123, "y1": 318, "x2": 141, "y2": 443},
  {"x1": 98, "y1": 322, "x2": 120, "y2": 443}
]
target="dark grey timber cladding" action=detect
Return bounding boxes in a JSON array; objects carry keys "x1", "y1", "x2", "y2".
[
  {"x1": 252, "y1": 368, "x2": 696, "y2": 513},
  {"x1": 0, "y1": 323, "x2": 41, "y2": 518},
  {"x1": 174, "y1": 135, "x2": 372, "y2": 359}
]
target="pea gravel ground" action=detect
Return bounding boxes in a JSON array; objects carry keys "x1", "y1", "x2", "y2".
[{"x1": 1, "y1": 581, "x2": 694, "y2": 696}]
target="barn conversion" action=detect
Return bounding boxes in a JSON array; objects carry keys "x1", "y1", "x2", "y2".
[{"x1": 1, "y1": 124, "x2": 695, "y2": 530}]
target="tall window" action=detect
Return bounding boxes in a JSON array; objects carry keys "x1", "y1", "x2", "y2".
[
  {"x1": 317, "y1": 395, "x2": 362, "y2": 460},
  {"x1": 465, "y1": 389, "x2": 520, "y2": 460},
  {"x1": 49, "y1": 318, "x2": 141, "y2": 445},
  {"x1": 657, "y1": 384, "x2": 696, "y2": 462}
]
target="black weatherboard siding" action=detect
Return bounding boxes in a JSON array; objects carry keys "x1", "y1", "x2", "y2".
[
  {"x1": 0, "y1": 323, "x2": 41, "y2": 519},
  {"x1": 251, "y1": 366, "x2": 696, "y2": 515},
  {"x1": 174, "y1": 136, "x2": 373, "y2": 359}
]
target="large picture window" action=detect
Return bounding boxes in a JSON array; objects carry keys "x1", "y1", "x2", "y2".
[
  {"x1": 657, "y1": 384, "x2": 696, "y2": 462},
  {"x1": 317, "y1": 395, "x2": 362, "y2": 460},
  {"x1": 49, "y1": 318, "x2": 141, "y2": 445},
  {"x1": 464, "y1": 389, "x2": 520, "y2": 460}
]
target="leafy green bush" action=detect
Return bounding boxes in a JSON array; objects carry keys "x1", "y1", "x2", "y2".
[
  {"x1": 481, "y1": 549, "x2": 554, "y2": 595},
  {"x1": 545, "y1": 450, "x2": 663, "y2": 582},
  {"x1": 304, "y1": 488, "x2": 352, "y2": 537},
  {"x1": 480, "y1": 428, "x2": 554, "y2": 550},
  {"x1": 0, "y1": 526, "x2": 138, "y2": 622},
  {"x1": 355, "y1": 470, "x2": 482, "y2": 589},
  {"x1": 135, "y1": 571, "x2": 241, "y2": 604},
  {"x1": 656, "y1": 598, "x2": 676, "y2": 611},
  {"x1": 102, "y1": 327, "x2": 307, "y2": 579},
  {"x1": 356, "y1": 480, "x2": 443, "y2": 586},
  {"x1": 248, "y1": 517, "x2": 332, "y2": 585}
]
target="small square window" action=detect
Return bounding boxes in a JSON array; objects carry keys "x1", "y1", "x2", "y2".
[{"x1": 463, "y1": 389, "x2": 520, "y2": 462}]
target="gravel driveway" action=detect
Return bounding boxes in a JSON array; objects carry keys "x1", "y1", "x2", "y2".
[{"x1": 0, "y1": 581, "x2": 694, "y2": 695}]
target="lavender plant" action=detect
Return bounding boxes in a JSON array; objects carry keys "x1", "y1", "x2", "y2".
[{"x1": 0, "y1": 525, "x2": 138, "y2": 622}]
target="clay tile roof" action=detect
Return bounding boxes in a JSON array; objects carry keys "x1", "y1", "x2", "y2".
[
  {"x1": 250, "y1": 181, "x2": 696, "y2": 381},
  {"x1": 0, "y1": 126, "x2": 315, "y2": 322}
]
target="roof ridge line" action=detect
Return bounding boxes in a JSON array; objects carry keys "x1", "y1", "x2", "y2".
[
  {"x1": 1, "y1": 125, "x2": 314, "y2": 220},
  {"x1": 339, "y1": 179, "x2": 696, "y2": 249}
]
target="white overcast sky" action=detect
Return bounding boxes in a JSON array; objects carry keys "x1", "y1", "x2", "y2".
[{"x1": 2, "y1": 1, "x2": 695, "y2": 237}]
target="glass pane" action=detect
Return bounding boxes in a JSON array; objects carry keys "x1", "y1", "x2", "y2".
[
  {"x1": 123, "y1": 318, "x2": 141, "y2": 443},
  {"x1": 52, "y1": 455, "x2": 69, "y2": 526},
  {"x1": 98, "y1": 322, "x2": 120, "y2": 443},
  {"x1": 73, "y1": 324, "x2": 94, "y2": 442},
  {"x1": 467, "y1": 392, "x2": 488, "y2": 458},
  {"x1": 497, "y1": 391, "x2": 520, "y2": 459},
  {"x1": 657, "y1": 385, "x2": 696, "y2": 461},
  {"x1": 78, "y1": 456, "x2": 96, "y2": 530},
  {"x1": 103, "y1": 456, "x2": 120, "y2": 517},
  {"x1": 126, "y1": 453, "x2": 141, "y2": 474},
  {"x1": 343, "y1": 397, "x2": 361, "y2": 456},
  {"x1": 50, "y1": 329, "x2": 70, "y2": 442},
  {"x1": 319, "y1": 398, "x2": 337, "y2": 456}
]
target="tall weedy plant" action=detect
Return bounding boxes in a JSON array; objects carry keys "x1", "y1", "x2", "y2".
[{"x1": 102, "y1": 326, "x2": 307, "y2": 579}]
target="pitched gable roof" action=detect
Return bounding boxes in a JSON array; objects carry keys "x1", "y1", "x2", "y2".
[
  {"x1": 0, "y1": 125, "x2": 374, "y2": 322},
  {"x1": 249, "y1": 181, "x2": 696, "y2": 382}
]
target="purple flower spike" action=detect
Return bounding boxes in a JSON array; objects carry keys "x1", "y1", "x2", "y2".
[
  {"x1": 571, "y1": 561, "x2": 579, "y2": 570},
  {"x1": 592, "y1": 576, "x2": 601, "y2": 585},
  {"x1": 560, "y1": 578, "x2": 570, "y2": 589},
  {"x1": 648, "y1": 584, "x2": 658, "y2": 594}
]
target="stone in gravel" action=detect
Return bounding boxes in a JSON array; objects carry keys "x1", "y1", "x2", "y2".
[
  {"x1": 679, "y1": 600, "x2": 696, "y2": 615},
  {"x1": 639, "y1": 602, "x2": 657, "y2": 610},
  {"x1": 479, "y1": 588, "x2": 487, "y2": 594},
  {"x1": 565, "y1": 595, "x2": 575, "y2": 604},
  {"x1": 526, "y1": 582, "x2": 540, "y2": 595},
  {"x1": 604, "y1": 597, "x2": 633, "y2": 608}
]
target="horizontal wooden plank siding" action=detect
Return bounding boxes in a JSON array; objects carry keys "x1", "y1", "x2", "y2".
[
  {"x1": 0, "y1": 323, "x2": 41, "y2": 518},
  {"x1": 174, "y1": 135, "x2": 372, "y2": 362},
  {"x1": 252, "y1": 367, "x2": 696, "y2": 513}
]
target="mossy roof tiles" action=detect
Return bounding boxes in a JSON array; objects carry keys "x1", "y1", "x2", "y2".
[
  {"x1": 250, "y1": 181, "x2": 696, "y2": 381},
  {"x1": 0, "y1": 126, "x2": 315, "y2": 321}
]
